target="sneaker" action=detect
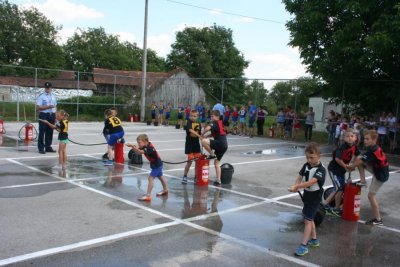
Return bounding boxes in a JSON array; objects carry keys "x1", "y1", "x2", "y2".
[
  {"x1": 294, "y1": 244, "x2": 308, "y2": 256},
  {"x1": 307, "y1": 239, "x2": 320, "y2": 248},
  {"x1": 213, "y1": 181, "x2": 221, "y2": 186},
  {"x1": 138, "y1": 195, "x2": 151, "y2": 201},
  {"x1": 331, "y1": 208, "x2": 342, "y2": 217},
  {"x1": 181, "y1": 176, "x2": 188, "y2": 184},
  {"x1": 356, "y1": 181, "x2": 368, "y2": 187},
  {"x1": 104, "y1": 160, "x2": 114, "y2": 166},
  {"x1": 156, "y1": 190, "x2": 168, "y2": 197},
  {"x1": 365, "y1": 218, "x2": 383, "y2": 226}
]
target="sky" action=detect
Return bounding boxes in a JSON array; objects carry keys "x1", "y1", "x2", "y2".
[{"x1": 15, "y1": 0, "x2": 307, "y2": 89}]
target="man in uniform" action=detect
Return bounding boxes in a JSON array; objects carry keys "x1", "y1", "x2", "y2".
[{"x1": 36, "y1": 82, "x2": 57, "y2": 154}]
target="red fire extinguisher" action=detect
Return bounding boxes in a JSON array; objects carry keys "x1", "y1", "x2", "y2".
[
  {"x1": 129, "y1": 113, "x2": 133, "y2": 122},
  {"x1": 195, "y1": 155, "x2": 209, "y2": 186},
  {"x1": 114, "y1": 142, "x2": 124, "y2": 164},
  {"x1": 25, "y1": 123, "x2": 33, "y2": 141},
  {"x1": 134, "y1": 114, "x2": 139, "y2": 122},
  {"x1": 342, "y1": 180, "x2": 362, "y2": 221},
  {"x1": 269, "y1": 126, "x2": 275, "y2": 138},
  {"x1": 0, "y1": 119, "x2": 5, "y2": 134}
]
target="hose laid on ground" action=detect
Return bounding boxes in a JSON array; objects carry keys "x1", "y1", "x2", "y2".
[{"x1": 68, "y1": 138, "x2": 107, "y2": 146}]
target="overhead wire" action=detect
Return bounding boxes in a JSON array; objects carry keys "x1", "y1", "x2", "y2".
[{"x1": 165, "y1": 0, "x2": 286, "y2": 25}]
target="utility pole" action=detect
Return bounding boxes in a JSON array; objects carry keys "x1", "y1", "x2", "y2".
[{"x1": 140, "y1": 0, "x2": 149, "y2": 122}]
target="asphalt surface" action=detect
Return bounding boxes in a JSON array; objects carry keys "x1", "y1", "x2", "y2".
[{"x1": 1, "y1": 122, "x2": 400, "y2": 267}]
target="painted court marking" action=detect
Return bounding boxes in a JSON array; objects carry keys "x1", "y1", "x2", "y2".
[{"x1": 0, "y1": 159, "x2": 321, "y2": 267}]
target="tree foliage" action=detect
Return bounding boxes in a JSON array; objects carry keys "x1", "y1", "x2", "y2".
[
  {"x1": 166, "y1": 25, "x2": 249, "y2": 101},
  {"x1": 283, "y1": 0, "x2": 400, "y2": 113},
  {"x1": 0, "y1": 0, "x2": 64, "y2": 75},
  {"x1": 64, "y1": 27, "x2": 166, "y2": 77},
  {"x1": 268, "y1": 77, "x2": 321, "y2": 114}
]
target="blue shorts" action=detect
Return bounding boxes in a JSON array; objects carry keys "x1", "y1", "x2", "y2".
[
  {"x1": 159, "y1": 110, "x2": 164, "y2": 115},
  {"x1": 150, "y1": 165, "x2": 163, "y2": 178},
  {"x1": 108, "y1": 131, "x2": 124, "y2": 146},
  {"x1": 166, "y1": 112, "x2": 171, "y2": 119},
  {"x1": 303, "y1": 202, "x2": 320, "y2": 221},
  {"x1": 240, "y1": 118, "x2": 246, "y2": 124},
  {"x1": 333, "y1": 173, "x2": 345, "y2": 191}
]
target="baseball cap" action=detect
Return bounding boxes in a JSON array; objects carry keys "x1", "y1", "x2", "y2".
[{"x1": 44, "y1": 82, "x2": 52, "y2": 88}]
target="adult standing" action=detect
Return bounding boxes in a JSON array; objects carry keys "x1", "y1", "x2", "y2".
[
  {"x1": 36, "y1": 82, "x2": 57, "y2": 154},
  {"x1": 304, "y1": 107, "x2": 315, "y2": 141},
  {"x1": 212, "y1": 102, "x2": 225, "y2": 121},
  {"x1": 247, "y1": 101, "x2": 257, "y2": 138},
  {"x1": 256, "y1": 106, "x2": 268, "y2": 136},
  {"x1": 387, "y1": 112, "x2": 397, "y2": 151}
]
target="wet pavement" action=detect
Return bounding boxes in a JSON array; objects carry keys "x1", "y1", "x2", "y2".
[{"x1": 1, "y1": 122, "x2": 400, "y2": 266}]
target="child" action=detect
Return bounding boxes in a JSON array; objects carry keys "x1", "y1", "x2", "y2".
[
  {"x1": 40, "y1": 110, "x2": 69, "y2": 169},
  {"x1": 239, "y1": 105, "x2": 247, "y2": 136},
  {"x1": 185, "y1": 104, "x2": 191, "y2": 124},
  {"x1": 223, "y1": 105, "x2": 231, "y2": 130},
  {"x1": 289, "y1": 143, "x2": 326, "y2": 256},
  {"x1": 181, "y1": 110, "x2": 202, "y2": 184},
  {"x1": 150, "y1": 101, "x2": 157, "y2": 124},
  {"x1": 284, "y1": 107, "x2": 294, "y2": 140},
  {"x1": 325, "y1": 129, "x2": 361, "y2": 216},
  {"x1": 201, "y1": 110, "x2": 228, "y2": 186},
  {"x1": 165, "y1": 102, "x2": 172, "y2": 126},
  {"x1": 231, "y1": 106, "x2": 239, "y2": 135},
  {"x1": 127, "y1": 134, "x2": 168, "y2": 201},
  {"x1": 351, "y1": 130, "x2": 389, "y2": 225},
  {"x1": 103, "y1": 109, "x2": 125, "y2": 166},
  {"x1": 339, "y1": 117, "x2": 349, "y2": 144},
  {"x1": 158, "y1": 100, "x2": 164, "y2": 125},
  {"x1": 277, "y1": 108, "x2": 286, "y2": 138},
  {"x1": 292, "y1": 112, "x2": 301, "y2": 141},
  {"x1": 177, "y1": 102, "x2": 185, "y2": 128}
]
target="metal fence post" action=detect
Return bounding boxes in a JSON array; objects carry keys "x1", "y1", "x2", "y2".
[
  {"x1": 77, "y1": 71, "x2": 80, "y2": 120},
  {"x1": 17, "y1": 87, "x2": 19, "y2": 122},
  {"x1": 34, "y1": 68, "x2": 37, "y2": 120},
  {"x1": 113, "y1": 75, "x2": 116, "y2": 107}
]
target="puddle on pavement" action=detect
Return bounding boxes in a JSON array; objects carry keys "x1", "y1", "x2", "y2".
[
  {"x1": 0, "y1": 135, "x2": 37, "y2": 150},
  {"x1": 244, "y1": 145, "x2": 305, "y2": 157}
]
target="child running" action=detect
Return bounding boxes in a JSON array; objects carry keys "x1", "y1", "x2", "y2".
[
  {"x1": 201, "y1": 110, "x2": 228, "y2": 186},
  {"x1": 289, "y1": 143, "x2": 326, "y2": 256},
  {"x1": 181, "y1": 110, "x2": 202, "y2": 184},
  {"x1": 325, "y1": 128, "x2": 361, "y2": 216},
  {"x1": 40, "y1": 110, "x2": 69, "y2": 169},
  {"x1": 127, "y1": 134, "x2": 168, "y2": 201},
  {"x1": 103, "y1": 109, "x2": 125, "y2": 166},
  {"x1": 351, "y1": 130, "x2": 389, "y2": 225}
]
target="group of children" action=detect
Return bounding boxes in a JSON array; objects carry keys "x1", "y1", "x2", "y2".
[
  {"x1": 40, "y1": 105, "x2": 390, "y2": 258},
  {"x1": 290, "y1": 129, "x2": 389, "y2": 256}
]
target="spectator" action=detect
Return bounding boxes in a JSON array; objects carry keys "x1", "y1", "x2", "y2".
[
  {"x1": 212, "y1": 102, "x2": 225, "y2": 120},
  {"x1": 256, "y1": 106, "x2": 268, "y2": 136},
  {"x1": 36, "y1": 82, "x2": 57, "y2": 154},
  {"x1": 304, "y1": 107, "x2": 315, "y2": 141}
]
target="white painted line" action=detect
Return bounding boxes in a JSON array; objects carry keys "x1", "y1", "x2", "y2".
[
  {"x1": 6, "y1": 159, "x2": 65, "y2": 181},
  {"x1": 181, "y1": 220, "x2": 321, "y2": 267},
  {"x1": 0, "y1": 221, "x2": 180, "y2": 266}
]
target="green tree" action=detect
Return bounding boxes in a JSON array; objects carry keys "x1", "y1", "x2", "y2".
[
  {"x1": 0, "y1": 0, "x2": 64, "y2": 75},
  {"x1": 269, "y1": 77, "x2": 320, "y2": 113},
  {"x1": 166, "y1": 24, "x2": 249, "y2": 101},
  {"x1": 283, "y1": 0, "x2": 400, "y2": 113},
  {"x1": 64, "y1": 27, "x2": 166, "y2": 77}
]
